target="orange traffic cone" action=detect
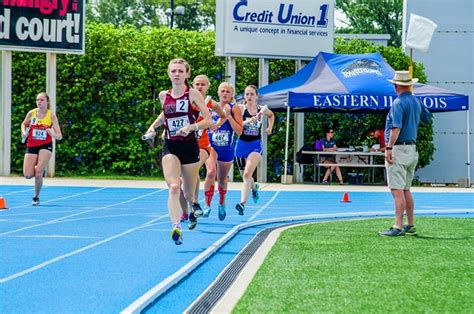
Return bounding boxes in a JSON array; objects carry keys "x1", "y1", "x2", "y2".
[
  {"x1": 0, "y1": 197, "x2": 7, "y2": 210},
  {"x1": 340, "y1": 192, "x2": 351, "y2": 203}
]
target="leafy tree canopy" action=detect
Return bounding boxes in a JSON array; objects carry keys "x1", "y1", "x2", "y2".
[
  {"x1": 87, "y1": 0, "x2": 216, "y2": 31},
  {"x1": 335, "y1": 0, "x2": 403, "y2": 47}
]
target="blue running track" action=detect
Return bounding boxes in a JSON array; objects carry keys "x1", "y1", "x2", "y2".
[{"x1": 0, "y1": 184, "x2": 472, "y2": 313}]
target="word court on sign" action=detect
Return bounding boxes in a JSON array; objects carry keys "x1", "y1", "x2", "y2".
[
  {"x1": 0, "y1": 0, "x2": 84, "y2": 53},
  {"x1": 0, "y1": 9, "x2": 80, "y2": 43}
]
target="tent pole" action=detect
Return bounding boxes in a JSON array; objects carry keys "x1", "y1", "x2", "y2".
[
  {"x1": 409, "y1": 48, "x2": 413, "y2": 92},
  {"x1": 1, "y1": 50, "x2": 12, "y2": 176},
  {"x1": 467, "y1": 109, "x2": 471, "y2": 187},
  {"x1": 283, "y1": 103, "x2": 290, "y2": 183},
  {"x1": 225, "y1": 56, "x2": 236, "y2": 182}
]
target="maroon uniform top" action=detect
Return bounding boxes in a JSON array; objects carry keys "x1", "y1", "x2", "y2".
[{"x1": 162, "y1": 87, "x2": 200, "y2": 141}]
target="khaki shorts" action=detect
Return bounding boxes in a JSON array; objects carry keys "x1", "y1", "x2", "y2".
[{"x1": 385, "y1": 145, "x2": 418, "y2": 190}]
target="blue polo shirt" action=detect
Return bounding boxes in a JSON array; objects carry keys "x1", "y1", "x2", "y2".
[
  {"x1": 385, "y1": 91, "x2": 431, "y2": 144},
  {"x1": 322, "y1": 138, "x2": 336, "y2": 149}
]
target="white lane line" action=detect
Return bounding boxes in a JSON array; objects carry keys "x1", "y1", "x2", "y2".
[
  {"x1": 421, "y1": 206, "x2": 474, "y2": 210},
  {"x1": 6, "y1": 235, "x2": 101, "y2": 239},
  {"x1": 0, "y1": 189, "x2": 165, "y2": 237},
  {"x1": 55, "y1": 213, "x2": 164, "y2": 224},
  {"x1": 0, "y1": 214, "x2": 168, "y2": 284},
  {"x1": 0, "y1": 219, "x2": 41, "y2": 222},
  {"x1": 0, "y1": 211, "x2": 78, "y2": 218},
  {"x1": 248, "y1": 191, "x2": 280, "y2": 221},
  {"x1": 5, "y1": 187, "x2": 107, "y2": 210},
  {"x1": 1, "y1": 188, "x2": 35, "y2": 195}
]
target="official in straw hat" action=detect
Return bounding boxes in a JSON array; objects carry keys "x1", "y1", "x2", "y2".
[
  {"x1": 379, "y1": 70, "x2": 431, "y2": 237},
  {"x1": 389, "y1": 70, "x2": 419, "y2": 85}
]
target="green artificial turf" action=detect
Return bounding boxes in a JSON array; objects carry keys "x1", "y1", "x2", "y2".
[{"x1": 234, "y1": 217, "x2": 473, "y2": 313}]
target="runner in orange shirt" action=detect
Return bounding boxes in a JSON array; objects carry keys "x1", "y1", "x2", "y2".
[{"x1": 188, "y1": 75, "x2": 226, "y2": 228}]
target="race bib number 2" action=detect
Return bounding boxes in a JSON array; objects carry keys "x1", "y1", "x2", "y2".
[{"x1": 176, "y1": 100, "x2": 189, "y2": 112}]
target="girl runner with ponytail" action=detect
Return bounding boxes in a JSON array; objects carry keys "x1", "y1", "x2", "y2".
[
  {"x1": 145, "y1": 58, "x2": 211, "y2": 245},
  {"x1": 234, "y1": 85, "x2": 274, "y2": 215},
  {"x1": 21, "y1": 92, "x2": 63, "y2": 206}
]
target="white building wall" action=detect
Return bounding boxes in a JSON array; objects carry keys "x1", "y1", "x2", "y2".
[{"x1": 405, "y1": 0, "x2": 473, "y2": 184}]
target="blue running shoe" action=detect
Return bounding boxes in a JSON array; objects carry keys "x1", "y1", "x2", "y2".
[
  {"x1": 218, "y1": 204, "x2": 226, "y2": 221},
  {"x1": 378, "y1": 226, "x2": 404, "y2": 237},
  {"x1": 188, "y1": 212, "x2": 197, "y2": 230},
  {"x1": 235, "y1": 203, "x2": 245, "y2": 215},
  {"x1": 171, "y1": 227, "x2": 182, "y2": 245},
  {"x1": 251, "y1": 183, "x2": 260, "y2": 204},
  {"x1": 203, "y1": 205, "x2": 211, "y2": 218},
  {"x1": 192, "y1": 202, "x2": 203, "y2": 217},
  {"x1": 403, "y1": 224, "x2": 417, "y2": 236}
]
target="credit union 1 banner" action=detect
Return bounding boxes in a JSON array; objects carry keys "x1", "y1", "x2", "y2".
[
  {"x1": 0, "y1": 0, "x2": 85, "y2": 54},
  {"x1": 216, "y1": 0, "x2": 334, "y2": 59}
]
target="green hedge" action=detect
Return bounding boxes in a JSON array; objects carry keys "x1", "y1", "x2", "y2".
[{"x1": 9, "y1": 24, "x2": 433, "y2": 182}]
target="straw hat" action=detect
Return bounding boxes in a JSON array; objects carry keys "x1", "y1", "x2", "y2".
[{"x1": 389, "y1": 70, "x2": 419, "y2": 85}]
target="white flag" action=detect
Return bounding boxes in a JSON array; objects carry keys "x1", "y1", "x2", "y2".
[{"x1": 406, "y1": 14, "x2": 437, "y2": 52}]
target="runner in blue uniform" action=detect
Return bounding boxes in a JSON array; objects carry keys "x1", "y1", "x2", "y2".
[
  {"x1": 208, "y1": 82, "x2": 243, "y2": 220},
  {"x1": 234, "y1": 85, "x2": 274, "y2": 215}
]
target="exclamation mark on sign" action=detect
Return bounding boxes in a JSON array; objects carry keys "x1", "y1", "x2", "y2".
[
  {"x1": 74, "y1": 13, "x2": 80, "y2": 43},
  {"x1": 72, "y1": 0, "x2": 78, "y2": 11}
]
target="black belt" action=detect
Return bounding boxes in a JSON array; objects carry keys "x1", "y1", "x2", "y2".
[{"x1": 395, "y1": 140, "x2": 416, "y2": 145}]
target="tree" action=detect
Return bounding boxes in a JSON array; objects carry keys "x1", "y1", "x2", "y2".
[
  {"x1": 335, "y1": 0, "x2": 403, "y2": 47},
  {"x1": 87, "y1": 0, "x2": 155, "y2": 27},
  {"x1": 9, "y1": 25, "x2": 433, "y2": 181},
  {"x1": 86, "y1": 0, "x2": 216, "y2": 30}
]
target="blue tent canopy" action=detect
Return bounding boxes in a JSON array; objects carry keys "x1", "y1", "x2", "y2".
[{"x1": 258, "y1": 52, "x2": 469, "y2": 112}]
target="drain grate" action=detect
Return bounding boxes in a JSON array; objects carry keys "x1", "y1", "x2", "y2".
[{"x1": 186, "y1": 223, "x2": 299, "y2": 313}]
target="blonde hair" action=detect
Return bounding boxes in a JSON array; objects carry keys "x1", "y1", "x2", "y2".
[
  {"x1": 193, "y1": 74, "x2": 210, "y2": 87},
  {"x1": 168, "y1": 58, "x2": 191, "y2": 87},
  {"x1": 218, "y1": 82, "x2": 234, "y2": 96},
  {"x1": 218, "y1": 82, "x2": 235, "y2": 103}
]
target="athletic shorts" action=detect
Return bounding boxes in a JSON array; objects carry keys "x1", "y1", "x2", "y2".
[
  {"x1": 235, "y1": 138, "x2": 263, "y2": 159},
  {"x1": 162, "y1": 139, "x2": 199, "y2": 165},
  {"x1": 385, "y1": 145, "x2": 418, "y2": 190},
  {"x1": 26, "y1": 142, "x2": 53, "y2": 154},
  {"x1": 212, "y1": 146, "x2": 234, "y2": 162}
]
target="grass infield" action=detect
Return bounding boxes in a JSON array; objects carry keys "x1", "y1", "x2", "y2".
[{"x1": 234, "y1": 217, "x2": 473, "y2": 313}]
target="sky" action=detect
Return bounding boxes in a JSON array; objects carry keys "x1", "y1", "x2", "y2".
[{"x1": 335, "y1": 9, "x2": 349, "y2": 28}]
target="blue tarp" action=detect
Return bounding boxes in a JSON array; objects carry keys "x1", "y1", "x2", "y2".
[{"x1": 258, "y1": 52, "x2": 469, "y2": 112}]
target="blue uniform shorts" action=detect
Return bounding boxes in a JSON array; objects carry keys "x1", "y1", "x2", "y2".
[
  {"x1": 235, "y1": 139, "x2": 263, "y2": 159},
  {"x1": 212, "y1": 145, "x2": 235, "y2": 162}
]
